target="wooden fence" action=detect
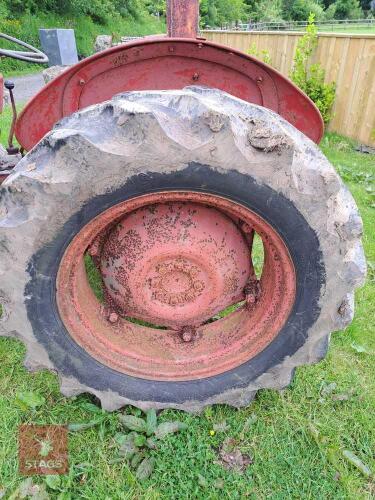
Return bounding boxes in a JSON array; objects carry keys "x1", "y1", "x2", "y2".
[{"x1": 202, "y1": 31, "x2": 375, "y2": 146}]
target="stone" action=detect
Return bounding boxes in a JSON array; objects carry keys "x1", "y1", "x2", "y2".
[
  {"x1": 94, "y1": 35, "x2": 113, "y2": 53},
  {"x1": 42, "y1": 65, "x2": 70, "y2": 84},
  {"x1": 39, "y1": 29, "x2": 78, "y2": 66}
]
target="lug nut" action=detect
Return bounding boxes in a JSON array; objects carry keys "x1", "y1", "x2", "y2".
[
  {"x1": 88, "y1": 245, "x2": 98, "y2": 257},
  {"x1": 246, "y1": 293, "x2": 256, "y2": 304},
  {"x1": 241, "y1": 222, "x2": 253, "y2": 234},
  {"x1": 181, "y1": 325, "x2": 196, "y2": 343},
  {"x1": 244, "y1": 279, "x2": 261, "y2": 308},
  {"x1": 193, "y1": 280, "x2": 204, "y2": 292},
  {"x1": 108, "y1": 312, "x2": 119, "y2": 324}
]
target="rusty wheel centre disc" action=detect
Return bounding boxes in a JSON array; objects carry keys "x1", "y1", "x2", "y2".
[
  {"x1": 57, "y1": 192, "x2": 296, "y2": 381},
  {"x1": 101, "y1": 203, "x2": 251, "y2": 328}
]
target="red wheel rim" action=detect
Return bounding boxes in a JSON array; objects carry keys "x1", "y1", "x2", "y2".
[{"x1": 56, "y1": 192, "x2": 296, "y2": 381}]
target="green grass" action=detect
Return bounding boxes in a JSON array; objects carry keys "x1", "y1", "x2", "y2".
[
  {"x1": 84, "y1": 254, "x2": 105, "y2": 303},
  {"x1": 265, "y1": 24, "x2": 375, "y2": 34},
  {"x1": 0, "y1": 121, "x2": 374, "y2": 498},
  {"x1": 317, "y1": 25, "x2": 375, "y2": 34},
  {"x1": 281, "y1": 24, "x2": 375, "y2": 34},
  {"x1": 0, "y1": 105, "x2": 15, "y2": 148}
]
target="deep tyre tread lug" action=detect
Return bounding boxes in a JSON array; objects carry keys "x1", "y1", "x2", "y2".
[{"x1": 0, "y1": 88, "x2": 365, "y2": 411}]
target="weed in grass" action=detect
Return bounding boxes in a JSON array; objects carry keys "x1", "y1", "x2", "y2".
[{"x1": 113, "y1": 411, "x2": 187, "y2": 480}]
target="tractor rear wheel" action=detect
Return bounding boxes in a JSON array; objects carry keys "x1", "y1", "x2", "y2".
[{"x1": 0, "y1": 88, "x2": 365, "y2": 411}]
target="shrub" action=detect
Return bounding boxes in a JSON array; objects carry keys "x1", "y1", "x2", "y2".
[
  {"x1": 248, "y1": 43, "x2": 272, "y2": 65},
  {"x1": 333, "y1": 0, "x2": 363, "y2": 19},
  {"x1": 290, "y1": 13, "x2": 336, "y2": 124},
  {"x1": 287, "y1": 0, "x2": 325, "y2": 21}
]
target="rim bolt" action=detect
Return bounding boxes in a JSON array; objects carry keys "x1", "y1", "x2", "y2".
[
  {"x1": 181, "y1": 326, "x2": 196, "y2": 343},
  {"x1": 247, "y1": 293, "x2": 256, "y2": 304},
  {"x1": 244, "y1": 279, "x2": 261, "y2": 308},
  {"x1": 108, "y1": 312, "x2": 119, "y2": 324},
  {"x1": 193, "y1": 280, "x2": 204, "y2": 292},
  {"x1": 241, "y1": 222, "x2": 253, "y2": 234},
  {"x1": 169, "y1": 296, "x2": 178, "y2": 306},
  {"x1": 88, "y1": 244, "x2": 99, "y2": 257}
]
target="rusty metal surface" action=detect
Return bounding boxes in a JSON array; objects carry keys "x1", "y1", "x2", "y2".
[
  {"x1": 100, "y1": 201, "x2": 250, "y2": 328},
  {"x1": 0, "y1": 33, "x2": 48, "y2": 64},
  {"x1": 167, "y1": 0, "x2": 199, "y2": 38},
  {"x1": 15, "y1": 38, "x2": 324, "y2": 150},
  {"x1": 4, "y1": 80, "x2": 18, "y2": 153},
  {"x1": 56, "y1": 192, "x2": 296, "y2": 381}
]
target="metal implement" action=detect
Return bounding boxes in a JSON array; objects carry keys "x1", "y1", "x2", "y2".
[
  {"x1": 14, "y1": 18, "x2": 323, "y2": 151},
  {"x1": 167, "y1": 0, "x2": 199, "y2": 38},
  {"x1": 2, "y1": 1, "x2": 362, "y2": 412},
  {"x1": 99, "y1": 201, "x2": 251, "y2": 328},
  {"x1": 0, "y1": 3, "x2": 310, "y2": 367},
  {"x1": 0, "y1": 33, "x2": 48, "y2": 64},
  {"x1": 0, "y1": 34, "x2": 47, "y2": 183},
  {"x1": 0, "y1": 81, "x2": 22, "y2": 175},
  {"x1": 4, "y1": 81, "x2": 19, "y2": 155},
  {"x1": 0, "y1": 1, "x2": 316, "y2": 382}
]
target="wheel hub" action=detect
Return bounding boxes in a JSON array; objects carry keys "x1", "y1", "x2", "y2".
[
  {"x1": 100, "y1": 202, "x2": 251, "y2": 328},
  {"x1": 149, "y1": 259, "x2": 205, "y2": 305},
  {"x1": 56, "y1": 191, "x2": 296, "y2": 381}
]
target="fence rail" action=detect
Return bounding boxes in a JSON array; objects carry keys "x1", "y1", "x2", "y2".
[
  {"x1": 202, "y1": 30, "x2": 375, "y2": 146},
  {"x1": 211, "y1": 19, "x2": 375, "y2": 32}
]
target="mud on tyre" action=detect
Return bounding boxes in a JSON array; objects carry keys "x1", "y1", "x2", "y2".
[{"x1": 0, "y1": 88, "x2": 366, "y2": 411}]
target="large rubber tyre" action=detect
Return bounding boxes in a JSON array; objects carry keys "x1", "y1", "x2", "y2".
[{"x1": 0, "y1": 88, "x2": 366, "y2": 411}]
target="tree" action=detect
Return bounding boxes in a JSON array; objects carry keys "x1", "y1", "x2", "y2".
[
  {"x1": 284, "y1": 0, "x2": 325, "y2": 21},
  {"x1": 215, "y1": 0, "x2": 248, "y2": 25},
  {"x1": 359, "y1": 0, "x2": 372, "y2": 11},
  {"x1": 200, "y1": 0, "x2": 248, "y2": 27},
  {"x1": 114, "y1": 0, "x2": 148, "y2": 20},
  {"x1": 3, "y1": 0, "x2": 149, "y2": 22},
  {"x1": 144, "y1": 0, "x2": 166, "y2": 16},
  {"x1": 200, "y1": 0, "x2": 218, "y2": 27},
  {"x1": 324, "y1": 3, "x2": 338, "y2": 18},
  {"x1": 252, "y1": 0, "x2": 283, "y2": 22},
  {"x1": 333, "y1": 0, "x2": 363, "y2": 18},
  {"x1": 207, "y1": 0, "x2": 218, "y2": 26}
]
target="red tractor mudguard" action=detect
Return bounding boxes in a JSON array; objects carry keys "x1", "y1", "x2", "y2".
[{"x1": 15, "y1": 37, "x2": 324, "y2": 151}]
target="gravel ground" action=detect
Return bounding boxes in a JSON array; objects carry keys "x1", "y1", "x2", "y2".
[{"x1": 2, "y1": 72, "x2": 45, "y2": 105}]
